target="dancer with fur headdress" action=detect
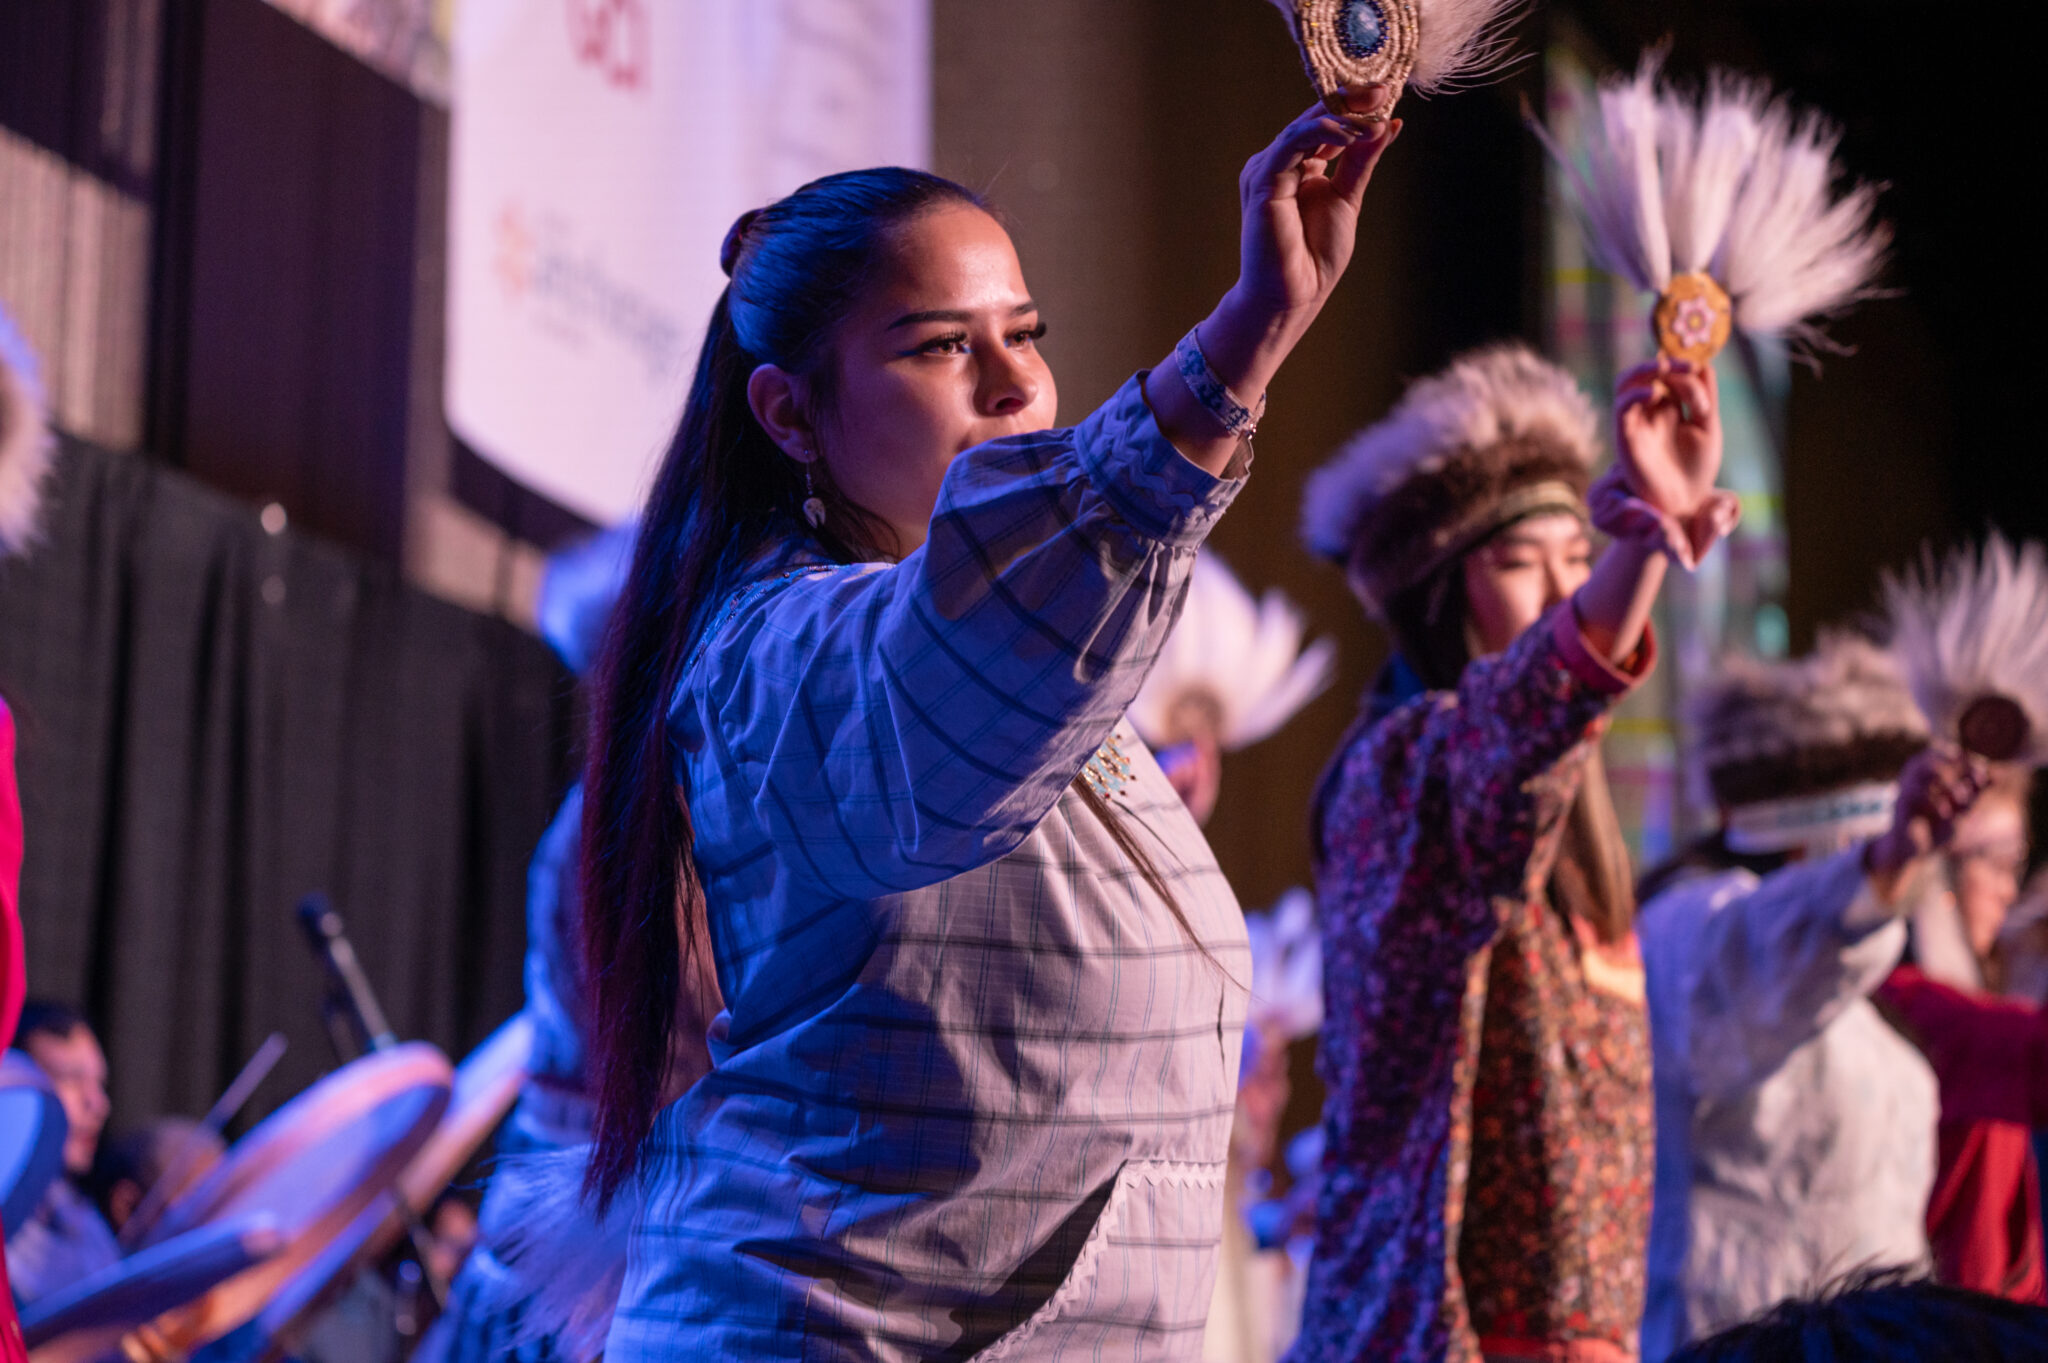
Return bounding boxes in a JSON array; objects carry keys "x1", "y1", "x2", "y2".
[
  {"x1": 1635, "y1": 634, "x2": 1991, "y2": 1360},
  {"x1": 1, "y1": 302, "x2": 53, "y2": 1363},
  {"x1": 1870, "y1": 537, "x2": 2048, "y2": 1307},
  {"x1": 1290, "y1": 341, "x2": 1732, "y2": 1363}
]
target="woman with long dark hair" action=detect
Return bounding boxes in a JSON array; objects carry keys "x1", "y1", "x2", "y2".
[
  {"x1": 1289, "y1": 344, "x2": 1732, "y2": 1362},
  {"x1": 576, "y1": 88, "x2": 1401, "y2": 1359}
]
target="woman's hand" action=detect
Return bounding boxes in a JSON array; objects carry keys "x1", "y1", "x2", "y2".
[
  {"x1": 1615, "y1": 359, "x2": 1722, "y2": 516},
  {"x1": 1147, "y1": 86, "x2": 1401, "y2": 476},
  {"x1": 1866, "y1": 744, "x2": 1994, "y2": 899},
  {"x1": 1606, "y1": 359, "x2": 1739, "y2": 569},
  {"x1": 1229, "y1": 84, "x2": 1401, "y2": 339}
]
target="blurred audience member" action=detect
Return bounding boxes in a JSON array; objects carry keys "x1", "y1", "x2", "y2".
[
  {"x1": 4, "y1": 1001, "x2": 119, "y2": 1303},
  {"x1": 1668, "y1": 1268, "x2": 2048, "y2": 1362},
  {"x1": 88, "y1": 1117, "x2": 227, "y2": 1234}
]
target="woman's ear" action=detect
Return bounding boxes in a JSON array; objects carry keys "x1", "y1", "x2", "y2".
[{"x1": 746, "y1": 364, "x2": 817, "y2": 463}]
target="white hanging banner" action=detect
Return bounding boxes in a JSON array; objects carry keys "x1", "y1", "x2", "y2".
[{"x1": 446, "y1": 0, "x2": 931, "y2": 523}]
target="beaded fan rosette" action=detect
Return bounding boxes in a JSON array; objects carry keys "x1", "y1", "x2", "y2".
[
  {"x1": 1535, "y1": 56, "x2": 1890, "y2": 367},
  {"x1": 1885, "y1": 535, "x2": 2048, "y2": 765},
  {"x1": 1262, "y1": 0, "x2": 1523, "y2": 111}
]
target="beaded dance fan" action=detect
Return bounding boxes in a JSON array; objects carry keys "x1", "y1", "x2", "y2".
[
  {"x1": 1885, "y1": 535, "x2": 2048, "y2": 764},
  {"x1": 1262, "y1": 0, "x2": 1524, "y2": 111},
  {"x1": 1535, "y1": 56, "x2": 1890, "y2": 366},
  {"x1": 1126, "y1": 553, "x2": 1336, "y2": 756}
]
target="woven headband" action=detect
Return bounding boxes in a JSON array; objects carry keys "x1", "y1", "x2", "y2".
[{"x1": 1358, "y1": 478, "x2": 1587, "y2": 614}]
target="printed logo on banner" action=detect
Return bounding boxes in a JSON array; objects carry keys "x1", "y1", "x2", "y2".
[
  {"x1": 492, "y1": 201, "x2": 682, "y2": 381},
  {"x1": 567, "y1": 0, "x2": 648, "y2": 89}
]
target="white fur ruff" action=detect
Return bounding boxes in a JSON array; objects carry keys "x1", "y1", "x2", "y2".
[
  {"x1": 1537, "y1": 55, "x2": 1889, "y2": 353},
  {"x1": 1127, "y1": 553, "x2": 1335, "y2": 752},
  {"x1": 1299, "y1": 342, "x2": 1599, "y2": 562},
  {"x1": 490, "y1": 1146, "x2": 633, "y2": 1359},
  {"x1": 0, "y1": 306, "x2": 53, "y2": 558},
  {"x1": 1884, "y1": 534, "x2": 2048, "y2": 765},
  {"x1": 1262, "y1": 0, "x2": 1526, "y2": 95}
]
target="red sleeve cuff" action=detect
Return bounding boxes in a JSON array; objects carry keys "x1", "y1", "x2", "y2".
[{"x1": 1550, "y1": 606, "x2": 1657, "y2": 696}]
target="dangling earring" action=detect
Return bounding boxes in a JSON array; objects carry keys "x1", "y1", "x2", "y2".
[{"x1": 801, "y1": 457, "x2": 827, "y2": 529}]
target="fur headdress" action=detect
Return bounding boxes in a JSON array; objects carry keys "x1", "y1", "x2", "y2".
[
  {"x1": 1, "y1": 304, "x2": 53, "y2": 558},
  {"x1": 1127, "y1": 553, "x2": 1336, "y2": 753},
  {"x1": 1884, "y1": 534, "x2": 2048, "y2": 765},
  {"x1": 1687, "y1": 633, "x2": 1928, "y2": 810},
  {"x1": 1300, "y1": 342, "x2": 1599, "y2": 615},
  {"x1": 1535, "y1": 55, "x2": 1889, "y2": 365},
  {"x1": 1262, "y1": 0, "x2": 1525, "y2": 110}
]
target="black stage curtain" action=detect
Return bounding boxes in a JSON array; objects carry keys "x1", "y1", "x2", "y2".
[{"x1": 0, "y1": 436, "x2": 576, "y2": 1131}]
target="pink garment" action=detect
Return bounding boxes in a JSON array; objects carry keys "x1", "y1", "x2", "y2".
[
  {"x1": 1878, "y1": 964, "x2": 2048, "y2": 1304},
  {"x1": 3, "y1": 697, "x2": 27, "y2": 1360}
]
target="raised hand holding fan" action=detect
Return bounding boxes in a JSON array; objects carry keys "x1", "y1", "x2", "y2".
[
  {"x1": 1535, "y1": 56, "x2": 1889, "y2": 366},
  {"x1": 1262, "y1": 0, "x2": 1523, "y2": 112},
  {"x1": 1885, "y1": 535, "x2": 2048, "y2": 764}
]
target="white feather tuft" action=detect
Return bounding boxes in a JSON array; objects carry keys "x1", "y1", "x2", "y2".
[
  {"x1": 1300, "y1": 342, "x2": 1599, "y2": 562},
  {"x1": 1, "y1": 305, "x2": 54, "y2": 558},
  {"x1": 1127, "y1": 553, "x2": 1336, "y2": 752},
  {"x1": 1538, "y1": 56, "x2": 1887, "y2": 354},
  {"x1": 1884, "y1": 535, "x2": 2048, "y2": 765},
  {"x1": 490, "y1": 1146, "x2": 633, "y2": 1359},
  {"x1": 1717, "y1": 99, "x2": 1890, "y2": 344},
  {"x1": 1411, "y1": 0, "x2": 1529, "y2": 94},
  {"x1": 1244, "y1": 888, "x2": 1323, "y2": 1040}
]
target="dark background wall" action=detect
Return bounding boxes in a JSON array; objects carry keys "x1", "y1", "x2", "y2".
[{"x1": 1, "y1": 0, "x2": 2036, "y2": 1124}]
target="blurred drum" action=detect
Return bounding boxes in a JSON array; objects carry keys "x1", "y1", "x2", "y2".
[
  {"x1": 1, "y1": 1051, "x2": 65, "y2": 1236},
  {"x1": 20, "y1": 1214, "x2": 284, "y2": 1363},
  {"x1": 244, "y1": 1016, "x2": 535, "y2": 1354},
  {"x1": 120, "y1": 1043, "x2": 452, "y2": 1359}
]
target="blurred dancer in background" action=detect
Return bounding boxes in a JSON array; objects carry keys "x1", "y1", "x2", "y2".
[
  {"x1": 1878, "y1": 766, "x2": 2048, "y2": 1303},
  {"x1": 1, "y1": 300, "x2": 52, "y2": 1361},
  {"x1": 418, "y1": 521, "x2": 642, "y2": 1363},
  {"x1": 1635, "y1": 637, "x2": 1988, "y2": 1359}
]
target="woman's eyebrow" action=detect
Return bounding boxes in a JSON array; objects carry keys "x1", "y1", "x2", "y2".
[{"x1": 885, "y1": 300, "x2": 1038, "y2": 331}]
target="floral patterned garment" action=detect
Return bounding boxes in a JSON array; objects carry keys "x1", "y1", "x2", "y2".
[{"x1": 1290, "y1": 606, "x2": 1655, "y2": 1363}]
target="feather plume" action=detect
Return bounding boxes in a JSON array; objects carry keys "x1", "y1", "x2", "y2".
[
  {"x1": 1884, "y1": 535, "x2": 2048, "y2": 765},
  {"x1": 1409, "y1": 0, "x2": 1527, "y2": 94},
  {"x1": 1127, "y1": 553, "x2": 1336, "y2": 752},
  {"x1": 1536, "y1": 55, "x2": 1887, "y2": 356},
  {"x1": 1, "y1": 305, "x2": 53, "y2": 558},
  {"x1": 491, "y1": 1146, "x2": 633, "y2": 1359},
  {"x1": 1717, "y1": 100, "x2": 1890, "y2": 344},
  {"x1": 1244, "y1": 888, "x2": 1323, "y2": 1040}
]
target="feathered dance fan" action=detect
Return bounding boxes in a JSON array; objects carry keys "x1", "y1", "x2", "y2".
[
  {"x1": 1, "y1": 304, "x2": 53, "y2": 558},
  {"x1": 1535, "y1": 56, "x2": 1890, "y2": 366},
  {"x1": 1245, "y1": 887, "x2": 1324, "y2": 1041},
  {"x1": 1127, "y1": 553, "x2": 1336, "y2": 755},
  {"x1": 1261, "y1": 0, "x2": 1524, "y2": 111},
  {"x1": 1885, "y1": 535, "x2": 2048, "y2": 764}
]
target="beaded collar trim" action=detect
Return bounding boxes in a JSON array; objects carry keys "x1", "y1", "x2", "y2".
[{"x1": 1080, "y1": 732, "x2": 1136, "y2": 799}]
